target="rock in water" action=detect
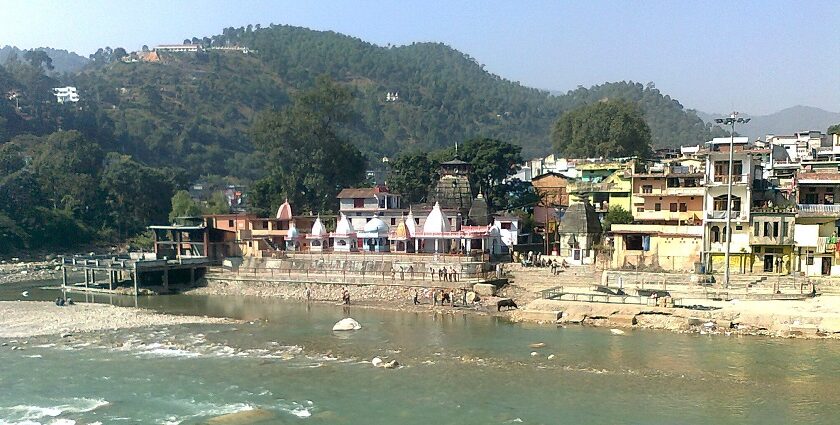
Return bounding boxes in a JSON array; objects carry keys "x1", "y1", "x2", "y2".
[
  {"x1": 332, "y1": 318, "x2": 362, "y2": 331},
  {"x1": 371, "y1": 357, "x2": 383, "y2": 367},
  {"x1": 382, "y1": 360, "x2": 400, "y2": 369},
  {"x1": 205, "y1": 408, "x2": 275, "y2": 424},
  {"x1": 528, "y1": 342, "x2": 546, "y2": 349},
  {"x1": 547, "y1": 354, "x2": 556, "y2": 360},
  {"x1": 610, "y1": 328, "x2": 625, "y2": 335}
]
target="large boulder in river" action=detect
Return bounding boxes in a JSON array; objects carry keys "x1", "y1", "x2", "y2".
[{"x1": 332, "y1": 317, "x2": 362, "y2": 331}]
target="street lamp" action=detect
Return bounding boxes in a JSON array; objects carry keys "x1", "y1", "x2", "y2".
[{"x1": 713, "y1": 112, "x2": 751, "y2": 289}]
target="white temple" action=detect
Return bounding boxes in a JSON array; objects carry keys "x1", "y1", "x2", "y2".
[
  {"x1": 306, "y1": 215, "x2": 329, "y2": 252},
  {"x1": 330, "y1": 213, "x2": 357, "y2": 252}
]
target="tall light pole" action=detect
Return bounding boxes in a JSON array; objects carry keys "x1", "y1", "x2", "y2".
[{"x1": 714, "y1": 112, "x2": 751, "y2": 288}]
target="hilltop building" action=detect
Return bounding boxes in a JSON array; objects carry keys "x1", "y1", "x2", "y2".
[{"x1": 53, "y1": 87, "x2": 79, "y2": 103}]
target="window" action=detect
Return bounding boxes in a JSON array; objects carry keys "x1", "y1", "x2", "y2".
[
  {"x1": 228, "y1": 220, "x2": 234, "y2": 227},
  {"x1": 773, "y1": 222, "x2": 779, "y2": 237},
  {"x1": 637, "y1": 207, "x2": 644, "y2": 212},
  {"x1": 736, "y1": 225, "x2": 743, "y2": 230},
  {"x1": 722, "y1": 226, "x2": 728, "y2": 242},
  {"x1": 642, "y1": 185, "x2": 653, "y2": 194},
  {"x1": 764, "y1": 222, "x2": 771, "y2": 237},
  {"x1": 354, "y1": 198, "x2": 365, "y2": 208},
  {"x1": 625, "y1": 234, "x2": 643, "y2": 250},
  {"x1": 807, "y1": 256, "x2": 814, "y2": 266},
  {"x1": 754, "y1": 223, "x2": 760, "y2": 236},
  {"x1": 669, "y1": 203, "x2": 678, "y2": 212},
  {"x1": 390, "y1": 218, "x2": 397, "y2": 225},
  {"x1": 501, "y1": 222, "x2": 512, "y2": 230},
  {"x1": 711, "y1": 226, "x2": 720, "y2": 243},
  {"x1": 654, "y1": 203, "x2": 661, "y2": 211},
  {"x1": 782, "y1": 222, "x2": 789, "y2": 237},
  {"x1": 679, "y1": 203, "x2": 687, "y2": 212},
  {"x1": 713, "y1": 195, "x2": 740, "y2": 212},
  {"x1": 804, "y1": 193, "x2": 818, "y2": 204}
]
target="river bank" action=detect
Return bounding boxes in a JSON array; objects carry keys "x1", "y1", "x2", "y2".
[
  {"x1": 0, "y1": 301, "x2": 233, "y2": 338},
  {"x1": 0, "y1": 259, "x2": 63, "y2": 285},
  {"x1": 188, "y1": 277, "x2": 840, "y2": 339}
]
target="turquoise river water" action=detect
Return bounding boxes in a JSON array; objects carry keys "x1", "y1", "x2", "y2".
[{"x1": 1, "y1": 279, "x2": 840, "y2": 424}]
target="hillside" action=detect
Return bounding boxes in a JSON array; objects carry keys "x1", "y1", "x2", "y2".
[
  {"x1": 3, "y1": 24, "x2": 723, "y2": 180},
  {"x1": 697, "y1": 106, "x2": 840, "y2": 140},
  {"x1": 0, "y1": 45, "x2": 89, "y2": 74}
]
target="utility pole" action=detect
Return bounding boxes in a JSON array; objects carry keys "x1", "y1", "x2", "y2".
[{"x1": 714, "y1": 112, "x2": 751, "y2": 288}]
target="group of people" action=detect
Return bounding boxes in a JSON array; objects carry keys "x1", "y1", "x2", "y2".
[
  {"x1": 54, "y1": 297, "x2": 75, "y2": 306},
  {"x1": 413, "y1": 287, "x2": 465, "y2": 307},
  {"x1": 429, "y1": 266, "x2": 459, "y2": 282},
  {"x1": 549, "y1": 259, "x2": 569, "y2": 275}
]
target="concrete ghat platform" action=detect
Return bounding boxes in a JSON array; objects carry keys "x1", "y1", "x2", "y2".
[{"x1": 510, "y1": 298, "x2": 840, "y2": 338}]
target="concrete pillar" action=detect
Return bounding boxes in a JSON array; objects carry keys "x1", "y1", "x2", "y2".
[
  {"x1": 190, "y1": 267, "x2": 195, "y2": 286},
  {"x1": 163, "y1": 269, "x2": 169, "y2": 291},
  {"x1": 109, "y1": 271, "x2": 114, "y2": 291},
  {"x1": 90, "y1": 270, "x2": 95, "y2": 286},
  {"x1": 133, "y1": 270, "x2": 139, "y2": 296},
  {"x1": 62, "y1": 266, "x2": 67, "y2": 288}
]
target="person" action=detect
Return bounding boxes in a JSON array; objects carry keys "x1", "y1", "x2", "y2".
[
  {"x1": 429, "y1": 266, "x2": 435, "y2": 281},
  {"x1": 400, "y1": 266, "x2": 405, "y2": 281},
  {"x1": 55, "y1": 298, "x2": 62, "y2": 306},
  {"x1": 433, "y1": 288, "x2": 440, "y2": 306},
  {"x1": 408, "y1": 265, "x2": 414, "y2": 279},
  {"x1": 450, "y1": 266, "x2": 457, "y2": 282},
  {"x1": 413, "y1": 288, "x2": 420, "y2": 305},
  {"x1": 305, "y1": 286, "x2": 312, "y2": 301},
  {"x1": 561, "y1": 259, "x2": 569, "y2": 269},
  {"x1": 438, "y1": 267, "x2": 444, "y2": 281},
  {"x1": 67, "y1": 298, "x2": 75, "y2": 305}
]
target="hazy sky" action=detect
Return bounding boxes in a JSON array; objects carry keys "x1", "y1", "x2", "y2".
[{"x1": 1, "y1": 0, "x2": 837, "y2": 115}]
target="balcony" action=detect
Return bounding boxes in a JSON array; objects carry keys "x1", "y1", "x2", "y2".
[
  {"x1": 710, "y1": 174, "x2": 750, "y2": 185},
  {"x1": 706, "y1": 210, "x2": 742, "y2": 220},
  {"x1": 636, "y1": 187, "x2": 705, "y2": 197},
  {"x1": 569, "y1": 181, "x2": 616, "y2": 193},
  {"x1": 797, "y1": 204, "x2": 840, "y2": 216},
  {"x1": 634, "y1": 210, "x2": 699, "y2": 222}
]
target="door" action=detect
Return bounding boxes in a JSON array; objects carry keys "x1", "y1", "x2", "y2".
[
  {"x1": 764, "y1": 255, "x2": 774, "y2": 273},
  {"x1": 822, "y1": 257, "x2": 832, "y2": 275}
]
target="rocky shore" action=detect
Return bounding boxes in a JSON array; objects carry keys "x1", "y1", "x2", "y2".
[
  {"x1": 0, "y1": 259, "x2": 63, "y2": 285},
  {"x1": 0, "y1": 301, "x2": 232, "y2": 338}
]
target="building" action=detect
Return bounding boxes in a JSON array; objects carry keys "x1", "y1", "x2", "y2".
[
  {"x1": 610, "y1": 224, "x2": 703, "y2": 272},
  {"x1": 555, "y1": 202, "x2": 602, "y2": 265},
  {"x1": 701, "y1": 137, "x2": 766, "y2": 274},
  {"x1": 630, "y1": 162, "x2": 704, "y2": 225},
  {"x1": 568, "y1": 166, "x2": 633, "y2": 217},
  {"x1": 154, "y1": 44, "x2": 202, "y2": 53},
  {"x1": 428, "y1": 159, "x2": 474, "y2": 212},
  {"x1": 794, "y1": 171, "x2": 840, "y2": 276},
  {"x1": 53, "y1": 87, "x2": 80, "y2": 104},
  {"x1": 337, "y1": 186, "x2": 402, "y2": 231}
]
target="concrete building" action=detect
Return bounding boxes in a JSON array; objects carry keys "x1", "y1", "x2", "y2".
[
  {"x1": 610, "y1": 224, "x2": 703, "y2": 272},
  {"x1": 701, "y1": 137, "x2": 764, "y2": 274},
  {"x1": 53, "y1": 87, "x2": 80, "y2": 103}
]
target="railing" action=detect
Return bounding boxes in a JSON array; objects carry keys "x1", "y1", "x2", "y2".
[
  {"x1": 797, "y1": 204, "x2": 840, "y2": 214},
  {"x1": 711, "y1": 174, "x2": 749, "y2": 184},
  {"x1": 569, "y1": 181, "x2": 617, "y2": 193},
  {"x1": 706, "y1": 211, "x2": 742, "y2": 220},
  {"x1": 220, "y1": 265, "x2": 497, "y2": 286}
]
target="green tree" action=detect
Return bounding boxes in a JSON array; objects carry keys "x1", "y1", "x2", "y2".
[
  {"x1": 30, "y1": 131, "x2": 104, "y2": 217},
  {"x1": 169, "y1": 190, "x2": 202, "y2": 222},
  {"x1": 251, "y1": 75, "x2": 366, "y2": 213},
  {"x1": 602, "y1": 205, "x2": 634, "y2": 231},
  {"x1": 829, "y1": 123, "x2": 840, "y2": 135},
  {"x1": 101, "y1": 153, "x2": 174, "y2": 238},
  {"x1": 552, "y1": 100, "x2": 653, "y2": 159},
  {"x1": 387, "y1": 152, "x2": 436, "y2": 203},
  {"x1": 22, "y1": 49, "x2": 54, "y2": 71},
  {"x1": 204, "y1": 191, "x2": 231, "y2": 214}
]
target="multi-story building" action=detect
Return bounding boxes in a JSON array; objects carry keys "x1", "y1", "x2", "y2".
[
  {"x1": 337, "y1": 186, "x2": 403, "y2": 231},
  {"x1": 794, "y1": 171, "x2": 840, "y2": 276},
  {"x1": 701, "y1": 137, "x2": 765, "y2": 273},
  {"x1": 630, "y1": 162, "x2": 704, "y2": 225},
  {"x1": 53, "y1": 86, "x2": 79, "y2": 103},
  {"x1": 568, "y1": 161, "x2": 634, "y2": 217}
]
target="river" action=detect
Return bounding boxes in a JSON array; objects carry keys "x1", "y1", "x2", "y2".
[{"x1": 1, "y1": 279, "x2": 839, "y2": 424}]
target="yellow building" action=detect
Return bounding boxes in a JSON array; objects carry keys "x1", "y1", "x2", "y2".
[
  {"x1": 568, "y1": 167, "x2": 633, "y2": 215},
  {"x1": 610, "y1": 224, "x2": 703, "y2": 272}
]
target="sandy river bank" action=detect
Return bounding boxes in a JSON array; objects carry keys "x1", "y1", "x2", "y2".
[{"x1": 0, "y1": 301, "x2": 233, "y2": 338}]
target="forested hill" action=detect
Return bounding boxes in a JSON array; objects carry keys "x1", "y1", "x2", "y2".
[{"x1": 2, "y1": 24, "x2": 722, "y2": 180}]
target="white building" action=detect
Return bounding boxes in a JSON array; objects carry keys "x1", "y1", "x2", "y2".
[{"x1": 53, "y1": 87, "x2": 80, "y2": 104}]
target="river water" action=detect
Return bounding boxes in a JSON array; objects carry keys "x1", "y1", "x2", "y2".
[{"x1": 1, "y1": 280, "x2": 840, "y2": 424}]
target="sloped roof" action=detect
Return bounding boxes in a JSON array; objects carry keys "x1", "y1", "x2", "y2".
[
  {"x1": 334, "y1": 213, "x2": 354, "y2": 235},
  {"x1": 405, "y1": 209, "x2": 417, "y2": 237},
  {"x1": 276, "y1": 200, "x2": 293, "y2": 220},
  {"x1": 309, "y1": 216, "x2": 327, "y2": 237},
  {"x1": 423, "y1": 202, "x2": 451, "y2": 233},
  {"x1": 557, "y1": 202, "x2": 602, "y2": 234}
]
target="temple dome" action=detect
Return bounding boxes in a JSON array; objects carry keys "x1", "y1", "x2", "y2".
[
  {"x1": 276, "y1": 199, "x2": 293, "y2": 220},
  {"x1": 423, "y1": 202, "x2": 450, "y2": 234},
  {"x1": 363, "y1": 216, "x2": 389, "y2": 233},
  {"x1": 335, "y1": 213, "x2": 354, "y2": 235},
  {"x1": 310, "y1": 216, "x2": 326, "y2": 237},
  {"x1": 405, "y1": 209, "x2": 416, "y2": 237}
]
